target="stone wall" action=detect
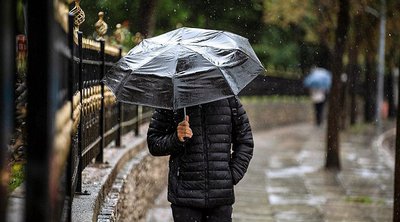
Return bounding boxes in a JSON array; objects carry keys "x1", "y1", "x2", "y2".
[
  {"x1": 118, "y1": 155, "x2": 168, "y2": 222},
  {"x1": 95, "y1": 143, "x2": 169, "y2": 222},
  {"x1": 242, "y1": 98, "x2": 314, "y2": 131}
]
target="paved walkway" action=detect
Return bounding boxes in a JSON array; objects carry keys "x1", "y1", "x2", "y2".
[{"x1": 146, "y1": 123, "x2": 394, "y2": 222}]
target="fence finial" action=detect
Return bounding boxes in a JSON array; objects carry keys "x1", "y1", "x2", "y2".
[
  {"x1": 69, "y1": 0, "x2": 85, "y2": 30},
  {"x1": 95, "y1": 12, "x2": 108, "y2": 41},
  {"x1": 134, "y1": 32, "x2": 143, "y2": 45},
  {"x1": 113, "y1": 23, "x2": 125, "y2": 45}
]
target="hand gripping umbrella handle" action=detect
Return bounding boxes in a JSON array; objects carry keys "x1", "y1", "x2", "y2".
[{"x1": 183, "y1": 107, "x2": 189, "y2": 142}]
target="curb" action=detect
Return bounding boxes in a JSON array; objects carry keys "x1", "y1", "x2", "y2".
[
  {"x1": 375, "y1": 127, "x2": 396, "y2": 171},
  {"x1": 72, "y1": 132, "x2": 148, "y2": 222},
  {"x1": 97, "y1": 148, "x2": 149, "y2": 221}
]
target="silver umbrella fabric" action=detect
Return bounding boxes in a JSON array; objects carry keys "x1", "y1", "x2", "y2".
[{"x1": 102, "y1": 27, "x2": 265, "y2": 110}]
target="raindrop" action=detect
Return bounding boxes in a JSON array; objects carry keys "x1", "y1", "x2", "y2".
[{"x1": 173, "y1": 9, "x2": 176, "y2": 13}]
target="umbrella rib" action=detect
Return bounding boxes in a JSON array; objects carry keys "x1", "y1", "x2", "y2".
[
  {"x1": 179, "y1": 44, "x2": 220, "y2": 67},
  {"x1": 179, "y1": 45, "x2": 236, "y2": 96},
  {"x1": 182, "y1": 43, "x2": 265, "y2": 74},
  {"x1": 181, "y1": 44, "x2": 265, "y2": 76},
  {"x1": 113, "y1": 46, "x2": 176, "y2": 98},
  {"x1": 220, "y1": 32, "x2": 264, "y2": 66},
  {"x1": 129, "y1": 46, "x2": 176, "y2": 74},
  {"x1": 114, "y1": 69, "x2": 135, "y2": 99}
]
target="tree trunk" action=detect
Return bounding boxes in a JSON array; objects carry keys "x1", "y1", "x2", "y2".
[
  {"x1": 394, "y1": 64, "x2": 400, "y2": 222},
  {"x1": 391, "y1": 66, "x2": 399, "y2": 118},
  {"x1": 349, "y1": 63, "x2": 361, "y2": 125},
  {"x1": 339, "y1": 73, "x2": 349, "y2": 130},
  {"x1": 348, "y1": 16, "x2": 363, "y2": 125},
  {"x1": 387, "y1": 43, "x2": 398, "y2": 118},
  {"x1": 362, "y1": 9, "x2": 379, "y2": 123},
  {"x1": 137, "y1": 0, "x2": 158, "y2": 37},
  {"x1": 375, "y1": 0, "x2": 387, "y2": 130},
  {"x1": 326, "y1": 0, "x2": 350, "y2": 170},
  {"x1": 364, "y1": 48, "x2": 377, "y2": 122}
]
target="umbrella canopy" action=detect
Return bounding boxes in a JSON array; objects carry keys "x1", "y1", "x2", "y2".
[
  {"x1": 102, "y1": 27, "x2": 265, "y2": 110},
  {"x1": 303, "y1": 67, "x2": 332, "y2": 90}
]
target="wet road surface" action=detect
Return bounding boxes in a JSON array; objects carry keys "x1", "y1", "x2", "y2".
[{"x1": 146, "y1": 123, "x2": 393, "y2": 222}]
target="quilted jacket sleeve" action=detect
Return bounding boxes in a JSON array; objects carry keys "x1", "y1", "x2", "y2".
[
  {"x1": 230, "y1": 98, "x2": 254, "y2": 185},
  {"x1": 147, "y1": 109, "x2": 185, "y2": 156}
]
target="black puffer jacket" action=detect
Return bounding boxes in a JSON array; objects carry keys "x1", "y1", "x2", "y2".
[{"x1": 147, "y1": 97, "x2": 253, "y2": 208}]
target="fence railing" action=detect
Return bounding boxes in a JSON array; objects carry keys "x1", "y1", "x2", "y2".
[
  {"x1": 66, "y1": 12, "x2": 154, "y2": 221},
  {"x1": 1, "y1": 1, "x2": 154, "y2": 221},
  {"x1": 68, "y1": 26, "x2": 152, "y2": 198},
  {"x1": 1, "y1": 1, "x2": 16, "y2": 222},
  {"x1": 239, "y1": 75, "x2": 307, "y2": 96}
]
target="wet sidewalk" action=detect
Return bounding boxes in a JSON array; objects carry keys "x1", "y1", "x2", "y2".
[{"x1": 146, "y1": 123, "x2": 394, "y2": 222}]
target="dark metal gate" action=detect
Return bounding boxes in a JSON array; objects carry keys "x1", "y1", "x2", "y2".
[{"x1": 1, "y1": 0, "x2": 152, "y2": 221}]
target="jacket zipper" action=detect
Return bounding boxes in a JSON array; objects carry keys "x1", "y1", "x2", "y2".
[{"x1": 200, "y1": 104, "x2": 209, "y2": 207}]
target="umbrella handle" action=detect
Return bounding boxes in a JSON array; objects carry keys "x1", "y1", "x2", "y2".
[{"x1": 183, "y1": 107, "x2": 189, "y2": 142}]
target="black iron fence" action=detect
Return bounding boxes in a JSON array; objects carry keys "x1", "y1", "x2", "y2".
[
  {"x1": 0, "y1": 1, "x2": 154, "y2": 221},
  {"x1": 66, "y1": 15, "x2": 154, "y2": 222},
  {"x1": 1, "y1": 1, "x2": 16, "y2": 222},
  {"x1": 239, "y1": 75, "x2": 307, "y2": 96}
]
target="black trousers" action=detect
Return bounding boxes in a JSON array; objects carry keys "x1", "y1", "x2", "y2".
[
  {"x1": 314, "y1": 101, "x2": 325, "y2": 126},
  {"x1": 171, "y1": 204, "x2": 233, "y2": 222}
]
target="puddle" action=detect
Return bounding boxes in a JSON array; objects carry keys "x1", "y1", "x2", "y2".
[
  {"x1": 346, "y1": 153, "x2": 357, "y2": 161},
  {"x1": 266, "y1": 166, "x2": 317, "y2": 178},
  {"x1": 268, "y1": 194, "x2": 326, "y2": 206},
  {"x1": 145, "y1": 207, "x2": 173, "y2": 222},
  {"x1": 266, "y1": 186, "x2": 290, "y2": 193},
  {"x1": 357, "y1": 157, "x2": 372, "y2": 165},
  {"x1": 353, "y1": 169, "x2": 380, "y2": 179},
  {"x1": 275, "y1": 210, "x2": 313, "y2": 221}
]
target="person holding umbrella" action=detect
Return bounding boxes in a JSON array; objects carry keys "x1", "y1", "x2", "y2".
[
  {"x1": 103, "y1": 27, "x2": 264, "y2": 221},
  {"x1": 303, "y1": 66, "x2": 332, "y2": 126},
  {"x1": 148, "y1": 96, "x2": 253, "y2": 222}
]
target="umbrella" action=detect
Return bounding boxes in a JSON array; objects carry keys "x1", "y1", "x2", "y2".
[
  {"x1": 102, "y1": 27, "x2": 265, "y2": 111},
  {"x1": 303, "y1": 67, "x2": 332, "y2": 90}
]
